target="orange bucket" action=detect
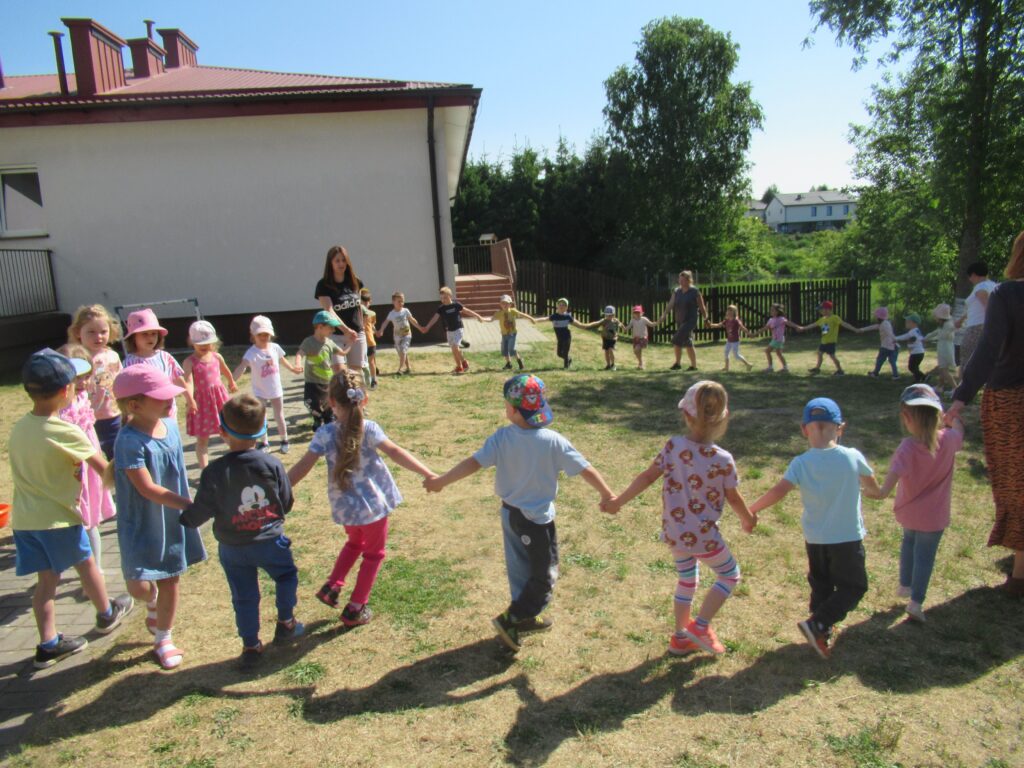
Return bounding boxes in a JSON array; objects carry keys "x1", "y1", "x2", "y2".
[{"x1": 0, "y1": 504, "x2": 9, "y2": 528}]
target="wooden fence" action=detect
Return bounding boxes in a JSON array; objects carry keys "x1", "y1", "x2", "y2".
[{"x1": 514, "y1": 260, "x2": 871, "y2": 343}]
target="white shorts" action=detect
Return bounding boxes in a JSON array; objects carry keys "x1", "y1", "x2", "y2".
[
  {"x1": 394, "y1": 335, "x2": 411, "y2": 354},
  {"x1": 446, "y1": 328, "x2": 464, "y2": 347},
  {"x1": 724, "y1": 341, "x2": 742, "y2": 358}
]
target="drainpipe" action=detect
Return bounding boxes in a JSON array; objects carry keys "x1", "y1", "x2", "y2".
[
  {"x1": 48, "y1": 32, "x2": 69, "y2": 96},
  {"x1": 426, "y1": 95, "x2": 446, "y2": 289}
]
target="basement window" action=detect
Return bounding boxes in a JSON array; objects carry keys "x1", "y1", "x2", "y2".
[{"x1": 1, "y1": 169, "x2": 47, "y2": 237}]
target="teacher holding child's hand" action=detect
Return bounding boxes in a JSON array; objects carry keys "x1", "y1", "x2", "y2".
[
  {"x1": 947, "y1": 229, "x2": 1024, "y2": 598},
  {"x1": 657, "y1": 270, "x2": 708, "y2": 371},
  {"x1": 315, "y1": 245, "x2": 365, "y2": 371}
]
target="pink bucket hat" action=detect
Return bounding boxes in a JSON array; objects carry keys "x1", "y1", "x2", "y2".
[
  {"x1": 632, "y1": 305, "x2": 644, "y2": 313},
  {"x1": 874, "y1": 307, "x2": 889, "y2": 320},
  {"x1": 113, "y1": 366, "x2": 184, "y2": 401},
  {"x1": 124, "y1": 308, "x2": 168, "y2": 337}
]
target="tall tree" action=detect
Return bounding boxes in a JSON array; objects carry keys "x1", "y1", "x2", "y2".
[
  {"x1": 810, "y1": 0, "x2": 1024, "y2": 293},
  {"x1": 603, "y1": 17, "x2": 763, "y2": 275}
]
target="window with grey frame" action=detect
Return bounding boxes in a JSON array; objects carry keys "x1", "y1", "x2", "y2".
[{"x1": 0, "y1": 169, "x2": 46, "y2": 235}]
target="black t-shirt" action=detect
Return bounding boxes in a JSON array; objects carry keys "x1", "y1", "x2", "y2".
[
  {"x1": 315, "y1": 277, "x2": 364, "y2": 333},
  {"x1": 436, "y1": 301, "x2": 465, "y2": 332},
  {"x1": 180, "y1": 450, "x2": 292, "y2": 546}
]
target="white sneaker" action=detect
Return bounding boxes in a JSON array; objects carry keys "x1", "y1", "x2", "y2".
[
  {"x1": 896, "y1": 585, "x2": 911, "y2": 599},
  {"x1": 905, "y1": 601, "x2": 926, "y2": 622}
]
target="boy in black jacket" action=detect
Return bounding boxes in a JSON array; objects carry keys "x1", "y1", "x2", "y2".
[{"x1": 181, "y1": 394, "x2": 302, "y2": 668}]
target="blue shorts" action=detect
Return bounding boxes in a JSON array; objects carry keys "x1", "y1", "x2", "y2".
[{"x1": 14, "y1": 526, "x2": 92, "y2": 576}]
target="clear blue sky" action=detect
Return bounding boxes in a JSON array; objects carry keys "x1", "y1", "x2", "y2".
[{"x1": 1, "y1": 1, "x2": 893, "y2": 197}]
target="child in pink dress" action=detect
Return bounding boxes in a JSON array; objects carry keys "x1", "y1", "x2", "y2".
[
  {"x1": 67, "y1": 304, "x2": 123, "y2": 459},
  {"x1": 182, "y1": 320, "x2": 238, "y2": 469},
  {"x1": 123, "y1": 307, "x2": 195, "y2": 419},
  {"x1": 604, "y1": 381, "x2": 756, "y2": 656},
  {"x1": 58, "y1": 345, "x2": 116, "y2": 570},
  {"x1": 873, "y1": 384, "x2": 963, "y2": 622}
]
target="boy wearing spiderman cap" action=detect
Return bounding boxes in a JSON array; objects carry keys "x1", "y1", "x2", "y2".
[
  {"x1": 425, "y1": 374, "x2": 615, "y2": 652},
  {"x1": 180, "y1": 394, "x2": 302, "y2": 669}
]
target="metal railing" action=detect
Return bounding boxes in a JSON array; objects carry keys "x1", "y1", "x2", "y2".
[{"x1": 0, "y1": 248, "x2": 58, "y2": 317}]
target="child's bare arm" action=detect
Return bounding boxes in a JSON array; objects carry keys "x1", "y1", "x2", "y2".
[
  {"x1": 378, "y1": 439, "x2": 435, "y2": 479},
  {"x1": 218, "y1": 354, "x2": 239, "y2": 392},
  {"x1": 724, "y1": 486, "x2": 756, "y2": 533},
  {"x1": 281, "y1": 353, "x2": 302, "y2": 374},
  {"x1": 839, "y1": 320, "x2": 860, "y2": 332},
  {"x1": 860, "y1": 474, "x2": 884, "y2": 500},
  {"x1": 748, "y1": 478, "x2": 795, "y2": 515},
  {"x1": 176, "y1": 370, "x2": 197, "y2": 414},
  {"x1": 125, "y1": 466, "x2": 191, "y2": 509},
  {"x1": 84, "y1": 452, "x2": 108, "y2": 476},
  {"x1": 424, "y1": 456, "x2": 481, "y2": 493},
  {"x1": 461, "y1": 307, "x2": 486, "y2": 322},
  {"x1": 287, "y1": 450, "x2": 319, "y2": 487},
  {"x1": 578, "y1": 465, "x2": 614, "y2": 507},
  {"x1": 603, "y1": 462, "x2": 660, "y2": 513},
  {"x1": 420, "y1": 315, "x2": 439, "y2": 333},
  {"x1": 871, "y1": 471, "x2": 899, "y2": 500},
  {"x1": 579, "y1": 318, "x2": 603, "y2": 329},
  {"x1": 232, "y1": 359, "x2": 249, "y2": 382}
]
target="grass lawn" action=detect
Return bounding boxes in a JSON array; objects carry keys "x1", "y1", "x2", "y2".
[{"x1": 0, "y1": 329, "x2": 1021, "y2": 768}]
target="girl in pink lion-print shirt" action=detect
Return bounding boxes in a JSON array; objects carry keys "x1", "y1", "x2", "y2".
[{"x1": 604, "y1": 381, "x2": 755, "y2": 657}]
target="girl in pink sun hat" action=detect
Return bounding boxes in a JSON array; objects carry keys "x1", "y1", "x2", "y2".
[{"x1": 122, "y1": 308, "x2": 195, "y2": 418}]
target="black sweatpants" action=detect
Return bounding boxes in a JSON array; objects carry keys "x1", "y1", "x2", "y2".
[
  {"x1": 303, "y1": 382, "x2": 334, "y2": 426},
  {"x1": 554, "y1": 327, "x2": 572, "y2": 361},
  {"x1": 907, "y1": 353, "x2": 925, "y2": 382},
  {"x1": 805, "y1": 540, "x2": 868, "y2": 631},
  {"x1": 503, "y1": 504, "x2": 559, "y2": 621}
]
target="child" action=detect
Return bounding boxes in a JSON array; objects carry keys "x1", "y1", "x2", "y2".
[
  {"x1": 58, "y1": 345, "x2": 116, "y2": 571},
  {"x1": 376, "y1": 292, "x2": 422, "y2": 375},
  {"x1": 534, "y1": 298, "x2": 588, "y2": 369},
  {"x1": 10, "y1": 349, "x2": 133, "y2": 669},
  {"x1": 123, "y1": 307, "x2": 196, "y2": 418},
  {"x1": 895, "y1": 313, "x2": 926, "y2": 383},
  {"x1": 181, "y1": 394, "x2": 303, "y2": 668},
  {"x1": 582, "y1": 306, "x2": 626, "y2": 370},
  {"x1": 360, "y1": 289, "x2": 380, "y2": 388},
  {"x1": 706, "y1": 305, "x2": 753, "y2": 372},
  {"x1": 420, "y1": 286, "x2": 487, "y2": 374},
  {"x1": 182, "y1": 320, "x2": 238, "y2": 469},
  {"x1": 424, "y1": 374, "x2": 615, "y2": 652},
  {"x1": 67, "y1": 304, "x2": 123, "y2": 459},
  {"x1": 603, "y1": 381, "x2": 755, "y2": 655},
  {"x1": 924, "y1": 304, "x2": 958, "y2": 395},
  {"x1": 872, "y1": 385, "x2": 963, "y2": 622},
  {"x1": 748, "y1": 397, "x2": 882, "y2": 659},
  {"x1": 758, "y1": 303, "x2": 793, "y2": 373},
  {"x1": 626, "y1": 305, "x2": 656, "y2": 370},
  {"x1": 489, "y1": 294, "x2": 535, "y2": 370},
  {"x1": 296, "y1": 310, "x2": 347, "y2": 429},
  {"x1": 794, "y1": 300, "x2": 858, "y2": 375},
  {"x1": 288, "y1": 370, "x2": 436, "y2": 626},
  {"x1": 234, "y1": 315, "x2": 301, "y2": 454},
  {"x1": 856, "y1": 307, "x2": 900, "y2": 380},
  {"x1": 111, "y1": 366, "x2": 207, "y2": 669}
]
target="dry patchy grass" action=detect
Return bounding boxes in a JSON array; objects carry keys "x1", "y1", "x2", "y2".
[{"x1": 1, "y1": 330, "x2": 1021, "y2": 767}]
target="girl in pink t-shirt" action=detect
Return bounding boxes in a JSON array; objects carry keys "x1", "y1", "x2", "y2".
[
  {"x1": 757, "y1": 303, "x2": 795, "y2": 373},
  {"x1": 605, "y1": 381, "x2": 755, "y2": 656},
  {"x1": 875, "y1": 384, "x2": 964, "y2": 622}
]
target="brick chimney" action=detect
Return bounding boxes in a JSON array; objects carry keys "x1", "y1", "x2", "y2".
[
  {"x1": 157, "y1": 28, "x2": 198, "y2": 68},
  {"x1": 61, "y1": 18, "x2": 127, "y2": 97},
  {"x1": 127, "y1": 37, "x2": 166, "y2": 78}
]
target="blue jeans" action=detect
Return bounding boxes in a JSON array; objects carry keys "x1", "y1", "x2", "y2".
[
  {"x1": 219, "y1": 536, "x2": 298, "y2": 647},
  {"x1": 899, "y1": 528, "x2": 944, "y2": 605},
  {"x1": 500, "y1": 504, "x2": 558, "y2": 620},
  {"x1": 501, "y1": 333, "x2": 517, "y2": 358},
  {"x1": 872, "y1": 347, "x2": 899, "y2": 377}
]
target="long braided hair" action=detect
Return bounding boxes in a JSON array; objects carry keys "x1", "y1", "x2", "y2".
[{"x1": 328, "y1": 369, "x2": 365, "y2": 492}]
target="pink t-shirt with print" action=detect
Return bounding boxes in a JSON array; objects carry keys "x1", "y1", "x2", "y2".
[
  {"x1": 655, "y1": 435, "x2": 738, "y2": 554},
  {"x1": 767, "y1": 316, "x2": 787, "y2": 342},
  {"x1": 889, "y1": 428, "x2": 963, "y2": 532}
]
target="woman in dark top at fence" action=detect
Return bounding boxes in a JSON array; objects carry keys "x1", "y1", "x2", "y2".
[
  {"x1": 947, "y1": 229, "x2": 1024, "y2": 597},
  {"x1": 657, "y1": 270, "x2": 708, "y2": 370},
  {"x1": 315, "y1": 245, "x2": 364, "y2": 371}
]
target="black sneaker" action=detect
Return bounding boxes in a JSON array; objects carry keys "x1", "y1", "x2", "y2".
[
  {"x1": 566, "y1": 357, "x2": 572, "y2": 369},
  {"x1": 279, "y1": 441, "x2": 290, "y2": 455},
  {"x1": 492, "y1": 611, "x2": 521, "y2": 652},
  {"x1": 341, "y1": 604, "x2": 373, "y2": 627},
  {"x1": 34, "y1": 634, "x2": 87, "y2": 669},
  {"x1": 239, "y1": 642, "x2": 263, "y2": 671},
  {"x1": 797, "y1": 619, "x2": 832, "y2": 659},
  {"x1": 315, "y1": 582, "x2": 340, "y2": 608},
  {"x1": 503, "y1": 362, "x2": 513, "y2": 370},
  {"x1": 273, "y1": 618, "x2": 305, "y2": 644},
  {"x1": 686, "y1": 366, "x2": 698, "y2": 371},
  {"x1": 370, "y1": 378, "x2": 378, "y2": 390},
  {"x1": 95, "y1": 594, "x2": 134, "y2": 634},
  {"x1": 670, "y1": 363, "x2": 681, "y2": 370},
  {"x1": 514, "y1": 615, "x2": 552, "y2": 634},
  {"x1": 517, "y1": 358, "x2": 524, "y2": 370}
]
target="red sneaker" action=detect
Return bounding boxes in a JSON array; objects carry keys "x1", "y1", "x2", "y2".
[
  {"x1": 461, "y1": 359, "x2": 470, "y2": 371},
  {"x1": 668, "y1": 634, "x2": 699, "y2": 656},
  {"x1": 797, "y1": 619, "x2": 832, "y2": 659},
  {"x1": 684, "y1": 620, "x2": 725, "y2": 654}
]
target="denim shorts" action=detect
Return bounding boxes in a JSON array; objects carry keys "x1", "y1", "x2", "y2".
[{"x1": 14, "y1": 526, "x2": 92, "y2": 576}]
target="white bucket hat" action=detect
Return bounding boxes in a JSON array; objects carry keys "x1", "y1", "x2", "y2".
[
  {"x1": 188, "y1": 320, "x2": 219, "y2": 346},
  {"x1": 250, "y1": 315, "x2": 275, "y2": 336}
]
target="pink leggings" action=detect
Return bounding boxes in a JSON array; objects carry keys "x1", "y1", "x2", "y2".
[{"x1": 327, "y1": 516, "x2": 388, "y2": 605}]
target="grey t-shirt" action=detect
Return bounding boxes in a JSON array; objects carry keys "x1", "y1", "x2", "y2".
[{"x1": 672, "y1": 287, "x2": 700, "y2": 328}]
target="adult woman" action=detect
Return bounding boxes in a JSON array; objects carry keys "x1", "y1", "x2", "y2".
[
  {"x1": 948, "y1": 230, "x2": 1024, "y2": 597},
  {"x1": 955, "y1": 261, "x2": 997, "y2": 372},
  {"x1": 657, "y1": 270, "x2": 708, "y2": 370},
  {"x1": 315, "y1": 245, "x2": 364, "y2": 370}
]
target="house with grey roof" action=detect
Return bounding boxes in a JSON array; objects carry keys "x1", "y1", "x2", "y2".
[{"x1": 764, "y1": 191, "x2": 857, "y2": 233}]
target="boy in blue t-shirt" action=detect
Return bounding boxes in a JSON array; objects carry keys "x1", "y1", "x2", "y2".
[
  {"x1": 749, "y1": 397, "x2": 882, "y2": 659},
  {"x1": 424, "y1": 374, "x2": 614, "y2": 652}
]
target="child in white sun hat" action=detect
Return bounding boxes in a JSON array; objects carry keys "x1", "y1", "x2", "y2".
[{"x1": 182, "y1": 320, "x2": 237, "y2": 469}]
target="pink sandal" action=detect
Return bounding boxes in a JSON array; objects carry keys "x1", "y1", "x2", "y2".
[{"x1": 154, "y1": 638, "x2": 183, "y2": 670}]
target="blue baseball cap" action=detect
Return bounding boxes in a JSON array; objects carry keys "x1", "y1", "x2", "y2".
[
  {"x1": 802, "y1": 397, "x2": 843, "y2": 425},
  {"x1": 22, "y1": 348, "x2": 91, "y2": 394},
  {"x1": 312, "y1": 310, "x2": 341, "y2": 327}
]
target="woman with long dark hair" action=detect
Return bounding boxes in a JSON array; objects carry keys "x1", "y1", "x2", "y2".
[{"x1": 315, "y1": 245, "x2": 365, "y2": 370}]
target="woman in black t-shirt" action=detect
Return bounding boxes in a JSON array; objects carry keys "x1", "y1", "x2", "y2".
[{"x1": 315, "y1": 245, "x2": 366, "y2": 370}]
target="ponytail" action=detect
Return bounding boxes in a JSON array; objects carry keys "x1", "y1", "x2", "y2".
[{"x1": 327, "y1": 369, "x2": 366, "y2": 492}]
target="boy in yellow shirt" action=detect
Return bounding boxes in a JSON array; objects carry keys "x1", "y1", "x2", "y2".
[{"x1": 795, "y1": 300, "x2": 859, "y2": 376}]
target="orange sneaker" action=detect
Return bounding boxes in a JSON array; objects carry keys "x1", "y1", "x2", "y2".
[
  {"x1": 668, "y1": 634, "x2": 699, "y2": 656},
  {"x1": 684, "y1": 620, "x2": 725, "y2": 654}
]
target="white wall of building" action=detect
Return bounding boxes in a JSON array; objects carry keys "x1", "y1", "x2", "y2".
[{"x1": 0, "y1": 108, "x2": 452, "y2": 317}]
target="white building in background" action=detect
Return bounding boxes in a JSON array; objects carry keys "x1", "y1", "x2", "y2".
[
  {"x1": 764, "y1": 191, "x2": 857, "y2": 234},
  {"x1": 0, "y1": 17, "x2": 480, "y2": 341}
]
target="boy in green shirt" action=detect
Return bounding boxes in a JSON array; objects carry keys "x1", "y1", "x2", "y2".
[
  {"x1": 10, "y1": 349, "x2": 133, "y2": 668},
  {"x1": 296, "y1": 311, "x2": 347, "y2": 429}
]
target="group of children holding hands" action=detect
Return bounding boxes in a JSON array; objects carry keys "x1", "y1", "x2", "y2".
[{"x1": 9, "y1": 287, "x2": 966, "y2": 669}]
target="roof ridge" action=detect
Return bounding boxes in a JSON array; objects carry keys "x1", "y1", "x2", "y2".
[{"x1": 189, "y1": 64, "x2": 403, "y2": 84}]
